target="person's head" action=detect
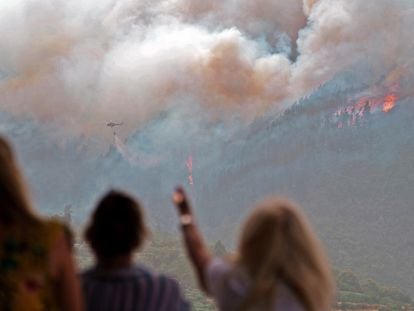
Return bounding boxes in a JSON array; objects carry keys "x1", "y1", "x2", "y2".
[
  {"x1": 85, "y1": 190, "x2": 148, "y2": 262},
  {"x1": 0, "y1": 135, "x2": 34, "y2": 225},
  {"x1": 236, "y1": 198, "x2": 334, "y2": 311}
]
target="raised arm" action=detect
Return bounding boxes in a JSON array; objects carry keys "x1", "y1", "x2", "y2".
[
  {"x1": 51, "y1": 229, "x2": 83, "y2": 311},
  {"x1": 172, "y1": 187, "x2": 212, "y2": 293}
]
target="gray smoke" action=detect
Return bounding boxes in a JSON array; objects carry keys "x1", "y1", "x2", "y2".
[{"x1": 1, "y1": 0, "x2": 413, "y2": 143}]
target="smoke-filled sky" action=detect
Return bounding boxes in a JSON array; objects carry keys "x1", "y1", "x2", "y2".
[
  {"x1": 1, "y1": 0, "x2": 413, "y2": 141},
  {"x1": 1, "y1": 0, "x2": 414, "y2": 295}
]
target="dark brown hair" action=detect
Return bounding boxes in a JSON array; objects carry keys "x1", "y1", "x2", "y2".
[
  {"x1": 85, "y1": 190, "x2": 148, "y2": 259},
  {"x1": 0, "y1": 135, "x2": 36, "y2": 225}
]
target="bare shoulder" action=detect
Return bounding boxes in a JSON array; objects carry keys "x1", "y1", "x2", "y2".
[{"x1": 46, "y1": 220, "x2": 74, "y2": 278}]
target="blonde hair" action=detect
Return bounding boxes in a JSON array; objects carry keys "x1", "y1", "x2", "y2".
[
  {"x1": 236, "y1": 198, "x2": 334, "y2": 311},
  {"x1": 0, "y1": 135, "x2": 36, "y2": 225}
]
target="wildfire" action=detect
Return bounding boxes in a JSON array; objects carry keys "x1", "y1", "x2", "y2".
[
  {"x1": 382, "y1": 93, "x2": 397, "y2": 113},
  {"x1": 332, "y1": 82, "x2": 400, "y2": 128},
  {"x1": 186, "y1": 154, "x2": 194, "y2": 186}
]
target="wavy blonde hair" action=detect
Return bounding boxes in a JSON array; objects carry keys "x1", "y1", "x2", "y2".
[
  {"x1": 0, "y1": 135, "x2": 36, "y2": 225},
  {"x1": 236, "y1": 198, "x2": 334, "y2": 311}
]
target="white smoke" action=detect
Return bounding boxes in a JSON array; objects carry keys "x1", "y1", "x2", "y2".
[
  {"x1": 113, "y1": 132, "x2": 162, "y2": 166},
  {"x1": 0, "y1": 0, "x2": 413, "y2": 142}
]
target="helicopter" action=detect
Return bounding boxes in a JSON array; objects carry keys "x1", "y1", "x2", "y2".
[{"x1": 107, "y1": 122, "x2": 123, "y2": 128}]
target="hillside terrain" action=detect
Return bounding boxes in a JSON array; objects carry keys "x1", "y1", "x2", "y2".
[{"x1": 6, "y1": 76, "x2": 413, "y2": 301}]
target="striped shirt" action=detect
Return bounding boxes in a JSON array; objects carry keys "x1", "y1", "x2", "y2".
[{"x1": 81, "y1": 265, "x2": 190, "y2": 311}]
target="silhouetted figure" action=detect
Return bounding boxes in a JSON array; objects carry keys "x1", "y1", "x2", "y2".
[
  {"x1": 82, "y1": 190, "x2": 189, "y2": 311},
  {"x1": 172, "y1": 187, "x2": 334, "y2": 311},
  {"x1": 0, "y1": 135, "x2": 83, "y2": 311}
]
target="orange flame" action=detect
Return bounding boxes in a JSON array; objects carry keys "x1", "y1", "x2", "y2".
[
  {"x1": 333, "y1": 81, "x2": 400, "y2": 128},
  {"x1": 186, "y1": 154, "x2": 194, "y2": 185},
  {"x1": 382, "y1": 93, "x2": 397, "y2": 113}
]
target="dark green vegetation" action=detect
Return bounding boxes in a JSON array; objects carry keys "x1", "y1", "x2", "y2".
[
  {"x1": 75, "y1": 232, "x2": 412, "y2": 310},
  {"x1": 335, "y1": 270, "x2": 413, "y2": 310}
]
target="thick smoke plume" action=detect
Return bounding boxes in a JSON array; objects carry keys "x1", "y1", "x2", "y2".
[{"x1": 1, "y1": 0, "x2": 413, "y2": 142}]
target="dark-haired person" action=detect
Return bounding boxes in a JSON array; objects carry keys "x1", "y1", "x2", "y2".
[
  {"x1": 82, "y1": 190, "x2": 190, "y2": 311},
  {"x1": 172, "y1": 187, "x2": 334, "y2": 311},
  {"x1": 0, "y1": 135, "x2": 83, "y2": 310}
]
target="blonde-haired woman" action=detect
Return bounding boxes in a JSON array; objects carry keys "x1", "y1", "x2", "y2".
[
  {"x1": 172, "y1": 187, "x2": 334, "y2": 311},
  {"x1": 0, "y1": 136, "x2": 83, "y2": 311}
]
